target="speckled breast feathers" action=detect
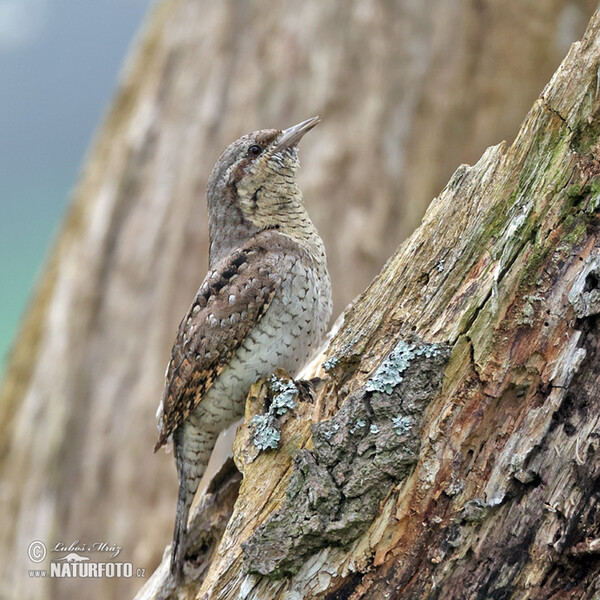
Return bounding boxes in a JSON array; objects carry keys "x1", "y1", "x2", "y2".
[{"x1": 155, "y1": 230, "x2": 317, "y2": 451}]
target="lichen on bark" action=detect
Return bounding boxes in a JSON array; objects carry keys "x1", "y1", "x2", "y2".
[
  {"x1": 249, "y1": 375, "x2": 300, "y2": 452},
  {"x1": 242, "y1": 340, "x2": 450, "y2": 577}
]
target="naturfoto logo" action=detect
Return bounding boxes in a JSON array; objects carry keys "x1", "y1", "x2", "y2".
[{"x1": 26, "y1": 540, "x2": 146, "y2": 580}]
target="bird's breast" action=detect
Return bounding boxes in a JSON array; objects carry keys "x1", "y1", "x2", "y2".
[{"x1": 190, "y1": 254, "x2": 331, "y2": 431}]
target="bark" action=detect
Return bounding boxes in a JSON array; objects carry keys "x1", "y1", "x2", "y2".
[
  {"x1": 0, "y1": 1, "x2": 597, "y2": 600},
  {"x1": 138, "y1": 10, "x2": 600, "y2": 600}
]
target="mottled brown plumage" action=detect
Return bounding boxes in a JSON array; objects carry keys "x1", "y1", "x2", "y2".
[
  {"x1": 155, "y1": 117, "x2": 332, "y2": 582},
  {"x1": 155, "y1": 233, "x2": 313, "y2": 450}
]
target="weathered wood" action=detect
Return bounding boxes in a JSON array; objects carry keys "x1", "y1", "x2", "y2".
[
  {"x1": 0, "y1": 2, "x2": 597, "y2": 599},
  {"x1": 138, "y1": 10, "x2": 600, "y2": 600}
]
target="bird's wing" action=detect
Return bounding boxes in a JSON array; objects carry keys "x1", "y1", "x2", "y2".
[{"x1": 154, "y1": 235, "x2": 293, "y2": 451}]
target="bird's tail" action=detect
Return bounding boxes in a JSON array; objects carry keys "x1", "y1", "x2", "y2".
[
  {"x1": 170, "y1": 481, "x2": 193, "y2": 583},
  {"x1": 169, "y1": 422, "x2": 219, "y2": 583}
]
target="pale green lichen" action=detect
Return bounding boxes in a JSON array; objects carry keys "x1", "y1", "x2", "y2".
[
  {"x1": 269, "y1": 375, "x2": 298, "y2": 415},
  {"x1": 349, "y1": 418, "x2": 367, "y2": 435},
  {"x1": 243, "y1": 339, "x2": 452, "y2": 577},
  {"x1": 251, "y1": 376, "x2": 299, "y2": 451},
  {"x1": 323, "y1": 356, "x2": 339, "y2": 372},
  {"x1": 365, "y1": 341, "x2": 441, "y2": 394},
  {"x1": 392, "y1": 415, "x2": 413, "y2": 435},
  {"x1": 250, "y1": 414, "x2": 280, "y2": 450}
]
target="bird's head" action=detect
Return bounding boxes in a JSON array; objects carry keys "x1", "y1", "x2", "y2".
[{"x1": 206, "y1": 117, "x2": 321, "y2": 264}]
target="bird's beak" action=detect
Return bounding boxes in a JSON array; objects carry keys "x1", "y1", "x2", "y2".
[{"x1": 275, "y1": 116, "x2": 321, "y2": 152}]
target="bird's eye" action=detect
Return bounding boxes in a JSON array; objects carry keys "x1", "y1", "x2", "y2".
[{"x1": 248, "y1": 144, "x2": 262, "y2": 156}]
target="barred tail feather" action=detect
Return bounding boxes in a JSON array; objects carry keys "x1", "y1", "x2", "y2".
[
  {"x1": 169, "y1": 421, "x2": 218, "y2": 582},
  {"x1": 170, "y1": 481, "x2": 192, "y2": 583}
]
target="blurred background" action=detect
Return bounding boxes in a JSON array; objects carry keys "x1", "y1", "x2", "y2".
[
  {"x1": 0, "y1": 1, "x2": 597, "y2": 598},
  {"x1": 0, "y1": 0, "x2": 153, "y2": 370}
]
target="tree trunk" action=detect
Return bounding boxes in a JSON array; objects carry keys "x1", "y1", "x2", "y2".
[
  {"x1": 0, "y1": 1, "x2": 597, "y2": 600},
  {"x1": 139, "y1": 11, "x2": 600, "y2": 600}
]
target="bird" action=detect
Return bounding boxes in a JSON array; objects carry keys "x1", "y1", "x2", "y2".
[{"x1": 154, "y1": 116, "x2": 332, "y2": 582}]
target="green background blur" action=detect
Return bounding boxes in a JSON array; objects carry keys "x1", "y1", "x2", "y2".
[{"x1": 0, "y1": 0, "x2": 153, "y2": 373}]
